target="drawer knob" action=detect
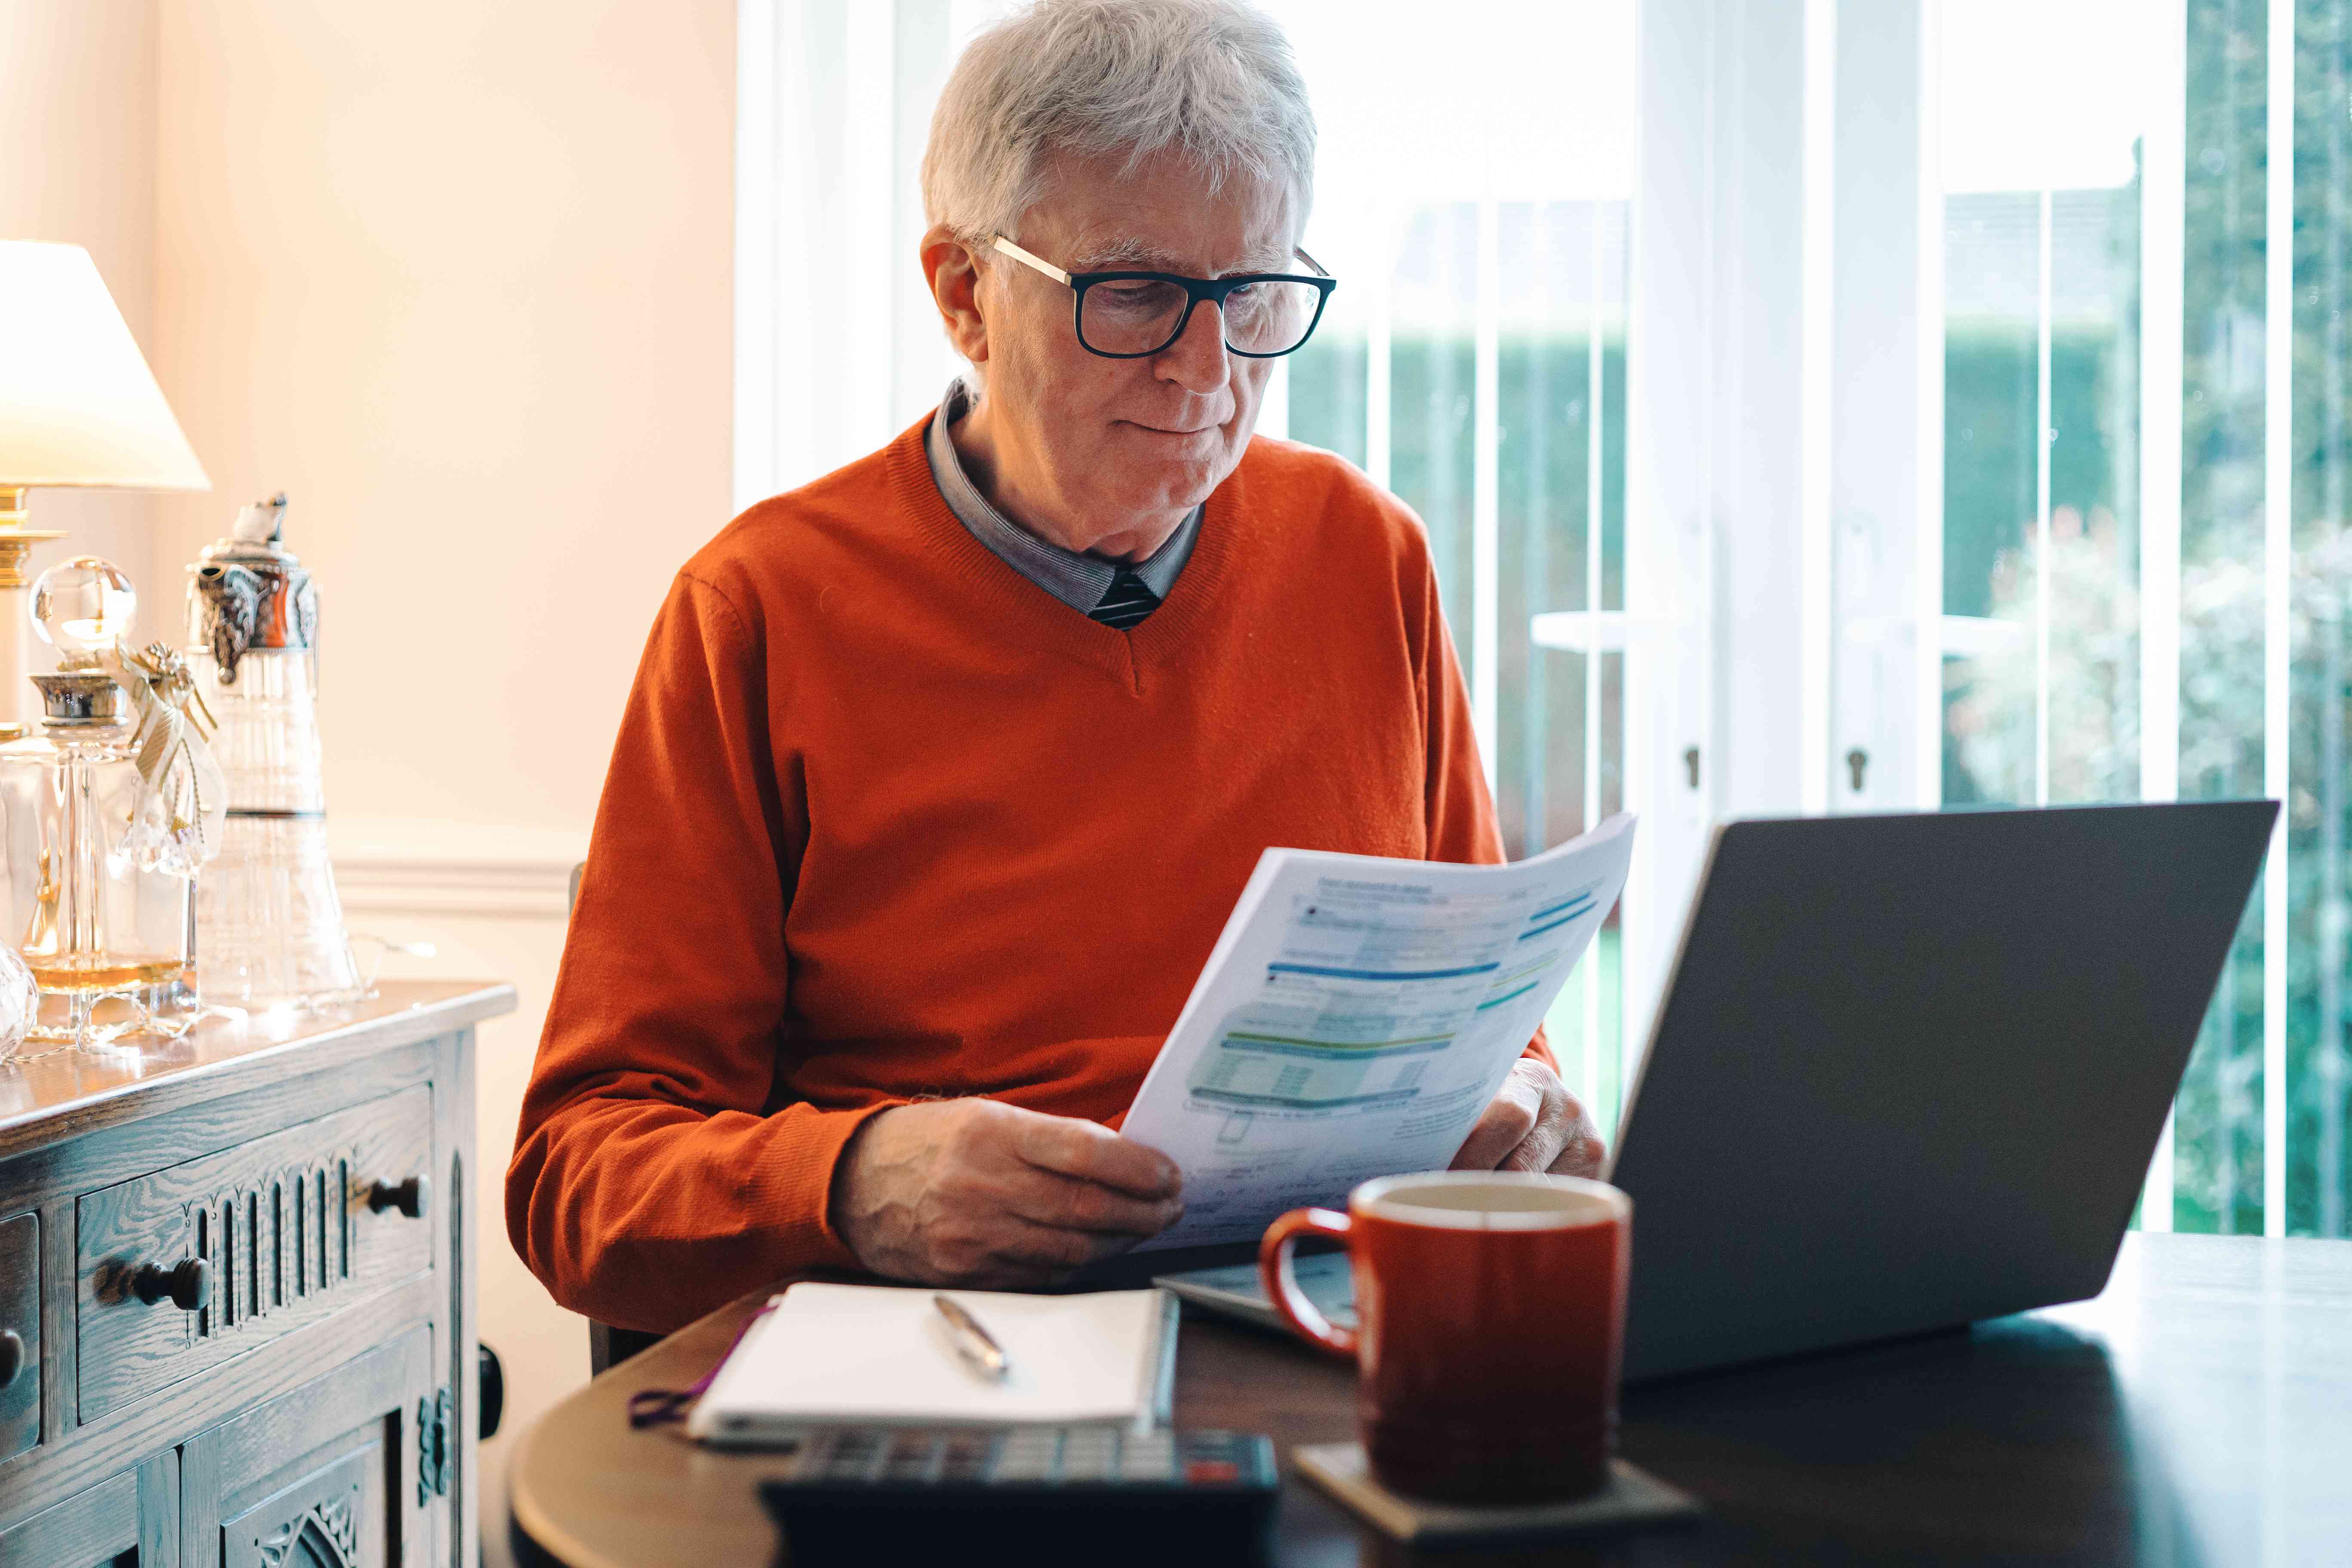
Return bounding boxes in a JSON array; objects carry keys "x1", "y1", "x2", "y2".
[
  {"x1": 0, "y1": 1329, "x2": 22, "y2": 1389},
  {"x1": 368, "y1": 1175, "x2": 431, "y2": 1220},
  {"x1": 132, "y1": 1257, "x2": 211, "y2": 1313}
]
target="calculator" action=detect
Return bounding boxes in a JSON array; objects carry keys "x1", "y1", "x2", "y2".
[{"x1": 756, "y1": 1425, "x2": 1279, "y2": 1564}]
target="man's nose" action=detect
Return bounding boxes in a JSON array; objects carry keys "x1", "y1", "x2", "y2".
[{"x1": 1153, "y1": 297, "x2": 1232, "y2": 395}]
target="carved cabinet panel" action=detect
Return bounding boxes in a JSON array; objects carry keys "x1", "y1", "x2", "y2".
[
  {"x1": 220, "y1": 1447, "x2": 368, "y2": 1568},
  {"x1": 189, "y1": 1328, "x2": 433, "y2": 1568}
]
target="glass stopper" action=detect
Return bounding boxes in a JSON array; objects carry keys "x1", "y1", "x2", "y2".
[{"x1": 30, "y1": 556, "x2": 137, "y2": 658}]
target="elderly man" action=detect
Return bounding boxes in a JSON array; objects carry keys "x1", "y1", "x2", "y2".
[{"x1": 508, "y1": 0, "x2": 1600, "y2": 1334}]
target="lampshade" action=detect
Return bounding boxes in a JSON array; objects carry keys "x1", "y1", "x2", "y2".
[{"x1": 0, "y1": 241, "x2": 208, "y2": 490}]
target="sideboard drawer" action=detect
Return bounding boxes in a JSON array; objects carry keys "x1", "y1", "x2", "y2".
[
  {"x1": 0, "y1": 1210, "x2": 37, "y2": 1462},
  {"x1": 75, "y1": 1085, "x2": 434, "y2": 1425}
]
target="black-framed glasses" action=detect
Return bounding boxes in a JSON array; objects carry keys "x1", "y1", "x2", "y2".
[{"x1": 990, "y1": 235, "x2": 1337, "y2": 359}]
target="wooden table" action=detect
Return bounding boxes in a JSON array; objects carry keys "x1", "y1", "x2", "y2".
[{"x1": 509, "y1": 1233, "x2": 2352, "y2": 1566}]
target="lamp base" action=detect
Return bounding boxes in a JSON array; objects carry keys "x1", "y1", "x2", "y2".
[{"x1": 0, "y1": 489, "x2": 64, "y2": 591}]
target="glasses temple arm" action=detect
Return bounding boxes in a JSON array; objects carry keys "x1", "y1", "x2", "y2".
[{"x1": 989, "y1": 235, "x2": 1072, "y2": 285}]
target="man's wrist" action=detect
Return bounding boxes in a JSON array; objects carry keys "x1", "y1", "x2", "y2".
[{"x1": 823, "y1": 1102, "x2": 903, "y2": 1262}]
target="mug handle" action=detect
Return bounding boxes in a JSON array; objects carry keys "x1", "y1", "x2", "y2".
[{"x1": 1259, "y1": 1207, "x2": 1358, "y2": 1360}]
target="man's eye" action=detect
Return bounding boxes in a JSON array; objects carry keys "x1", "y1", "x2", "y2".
[{"x1": 1090, "y1": 281, "x2": 1183, "y2": 320}]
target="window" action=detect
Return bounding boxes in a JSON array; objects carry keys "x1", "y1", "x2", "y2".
[
  {"x1": 1932, "y1": 0, "x2": 2352, "y2": 1235},
  {"x1": 1262, "y1": 0, "x2": 1646, "y2": 1129}
]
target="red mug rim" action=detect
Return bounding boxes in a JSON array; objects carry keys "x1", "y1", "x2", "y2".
[{"x1": 1348, "y1": 1170, "x2": 1630, "y2": 1232}]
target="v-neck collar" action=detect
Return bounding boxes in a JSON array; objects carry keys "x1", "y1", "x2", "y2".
[
  {"x1": 886, "y1": 419, "x2": 1243, "y2": 695},
  {"x1": 922, "y1": 380, "x2": 1203, "y2": 615}
]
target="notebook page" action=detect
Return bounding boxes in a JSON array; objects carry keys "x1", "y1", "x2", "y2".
[{"x1": 688, "y1": 1283, "x2": 1167, "y2": 1439}]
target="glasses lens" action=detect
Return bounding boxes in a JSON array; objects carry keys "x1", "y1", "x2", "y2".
[
  {"x1": 1222, "y1": 279, "x2": 1322, "y2": 354},
  {"x1": 1078, "y1": 279, "x2": 1191, "y2": 355}
]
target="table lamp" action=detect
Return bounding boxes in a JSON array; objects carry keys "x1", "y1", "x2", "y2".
[{"x1": 0, "y1": 241, "x2": 209, "y2": 723}]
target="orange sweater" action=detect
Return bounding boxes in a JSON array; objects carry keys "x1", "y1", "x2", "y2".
[{"x1": 507, "y1": 419, "x2": 1547, "y2": 1331}]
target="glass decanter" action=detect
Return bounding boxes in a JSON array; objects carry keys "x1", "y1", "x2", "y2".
[
  {"x1": 0, "y1": 559, "x2": 196, "y2": 1051},
  {"x1": 186, "y1": 496, "x2": 362, "y2": 1010}
]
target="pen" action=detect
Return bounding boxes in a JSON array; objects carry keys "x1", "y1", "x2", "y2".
[{"x1": 932, "y1": 1294, "x2": 1012, "y2": 1381}]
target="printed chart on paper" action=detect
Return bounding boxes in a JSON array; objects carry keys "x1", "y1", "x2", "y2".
[{"x1": 1123, "y1": 815, "x2": 1636, "y2": 1250}]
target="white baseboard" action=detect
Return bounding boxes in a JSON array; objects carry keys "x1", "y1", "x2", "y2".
[{"x1": 328, "y1": 818, "x2": 587, "y2": 920}]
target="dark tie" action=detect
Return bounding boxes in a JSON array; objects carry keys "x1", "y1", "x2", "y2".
[{"x1": 1090, "y1": 567, "x2": 1161, "y2": 629}]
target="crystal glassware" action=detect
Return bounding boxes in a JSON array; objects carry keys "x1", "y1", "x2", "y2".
[
  {"x1": 187, "y1": 498, "x2": 362, "y2": 1010},
  {"x1": 0, "y1": 559, "x2": 197, "y2": 1051},
  {"x1": 0, "y1": 944, "x2": 35, "y2": 1063}
]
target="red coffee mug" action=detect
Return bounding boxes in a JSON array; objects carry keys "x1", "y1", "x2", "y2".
[{"x1": 1260, "y1": 1170, "x2": 1631, "y2": 1504}]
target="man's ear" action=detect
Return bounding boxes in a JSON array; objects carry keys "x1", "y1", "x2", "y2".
[{"x1": 921, "y1": 225, "x2": 991, "y2": 367}]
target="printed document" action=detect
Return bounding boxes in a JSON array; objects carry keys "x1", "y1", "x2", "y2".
[{"x1": 1122, "y1": 815, "x2": 1636, "y2": 1250}]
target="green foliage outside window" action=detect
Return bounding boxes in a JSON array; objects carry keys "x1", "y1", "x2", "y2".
[{"x1": 1943, "y1": 0, "x2": 2350, "y2": 1234}]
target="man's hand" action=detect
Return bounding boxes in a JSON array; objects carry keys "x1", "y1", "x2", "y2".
[
  {"x1": 830, "y1": 1099, "x2": 1184, "y2": 1287},
  {"x1": 1450, "y1": 1057, "x2": 1606, "y2": 1177}
]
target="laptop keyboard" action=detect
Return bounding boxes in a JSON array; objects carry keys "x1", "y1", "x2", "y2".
[{"x1": 1158, "y1": 1252, "x2": 1357, "y2": 1331}]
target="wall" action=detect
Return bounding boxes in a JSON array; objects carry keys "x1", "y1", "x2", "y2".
[
  {"x1": 13, "y1": 2, "x2": 738, "y2": 1562},
  {"x1": 148, "y1": 1, "x2": 735, "y2": 828}
]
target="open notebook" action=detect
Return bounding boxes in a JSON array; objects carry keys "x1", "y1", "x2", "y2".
[{"x1": 686, "y1": 1283, "x2": 1180, "y2": 1447}]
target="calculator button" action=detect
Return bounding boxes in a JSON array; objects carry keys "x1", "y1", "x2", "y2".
[
  {"x1": 1184, "y1": 1458, "x2": 1243, "y2": 1485},
  {"x1": 882, "y1": 1432, "x2": 942, "y2": 1482},
  {"x1": 821, "y1": 1430, "x2": 886, "y2": 1482},
  {"x1": 941, "y1": 1433, "x2": 995, "y2": 1482},
  {"x1": 1059, "y1": 1431, "x2": 1118, "y2": 1481},
  {"x1": 1118, "y1": 1436, "x2": 1176, "y2": 1482},
  {"x1": 994, "y1": 1430, "x2": 1062, "y2": 1482}
]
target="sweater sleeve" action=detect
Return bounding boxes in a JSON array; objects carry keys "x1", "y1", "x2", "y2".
[
  {"x1": 1408, "y1": 536, "x2": 1561, "y2": 1078},
  {"x1": 505, "y1": 573, "x2": 899, "y2": 1332}
]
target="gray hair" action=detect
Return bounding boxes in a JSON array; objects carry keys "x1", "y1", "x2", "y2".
[{"x1": 922, "y1": 0, "x2": 1317, "y2": 248}]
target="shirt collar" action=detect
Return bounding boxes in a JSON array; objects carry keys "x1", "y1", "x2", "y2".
[{"x1": 923, "y1": 377, "x2": 1200, "y2": 614}]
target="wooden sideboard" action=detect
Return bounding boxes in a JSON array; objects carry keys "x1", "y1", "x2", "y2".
[{"x1": 0, "y1": 980, "x2": 515, "y2": 1568}]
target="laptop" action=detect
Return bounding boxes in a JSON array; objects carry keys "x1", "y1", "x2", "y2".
[{"x1": 1153, "y1": 801, "x2": 2277, "y2": 1382}]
